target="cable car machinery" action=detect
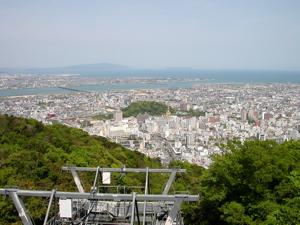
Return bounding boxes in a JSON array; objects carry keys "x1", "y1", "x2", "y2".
[{"x1": 0, "y1": 165, "x2": 199, "y2": 225}]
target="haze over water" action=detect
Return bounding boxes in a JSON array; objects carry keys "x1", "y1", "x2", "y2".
[{"x1": 79, "y1": 69, "x2": 300, "y2": 83}]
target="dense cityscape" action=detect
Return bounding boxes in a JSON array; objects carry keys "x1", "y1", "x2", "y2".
[{"x1": 1, "y1": 73, "x2": 299, "y2": 168}]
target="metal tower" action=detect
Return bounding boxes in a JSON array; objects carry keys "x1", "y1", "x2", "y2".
[{"x1": 0, "y1": 165, "x2": 199, "y2": 225}]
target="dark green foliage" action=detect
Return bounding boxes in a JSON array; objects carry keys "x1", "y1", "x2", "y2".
[
  {"x1": 168, "y1": 161, "x2": 203, "y2": 224},
  {"x1": 168, "y1": 160, "x2": 203, "y2": 194},
  {"x1": 199, "y1": 139, "x2": 300, "y2": 225},
  {"x1": 121, "y1": 101, "x2": 174, "y2": 117}
]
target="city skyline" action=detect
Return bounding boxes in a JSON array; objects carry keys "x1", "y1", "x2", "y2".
[{"x1": 1, "y1": 0, "x2": 300, "y2": 71}]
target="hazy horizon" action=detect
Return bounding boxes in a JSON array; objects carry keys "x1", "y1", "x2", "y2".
[
  {"x1": 2, "y1": 62, "x2": 300, "y2": 73},
  {"x1": 1, "y1": 1, "x2": 300, "y2": 71}
]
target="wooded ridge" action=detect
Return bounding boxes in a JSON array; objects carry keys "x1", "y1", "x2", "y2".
[{"x1": 1, "y1": 114, "x2": 300, "y2": 224}]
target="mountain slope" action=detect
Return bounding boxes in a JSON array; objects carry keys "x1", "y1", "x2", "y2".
[{"x1": 0, "y1": 114, "x2": 163, "y2": 223}]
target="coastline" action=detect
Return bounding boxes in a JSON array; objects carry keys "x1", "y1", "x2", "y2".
[
  {"x1": 0, "y1": 79, "x2": 213, "y2": 97},
  {"x1": 1, "y1": 68, "x2": 300, "y2": 97}
]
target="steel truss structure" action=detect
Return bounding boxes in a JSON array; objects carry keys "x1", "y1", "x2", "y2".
[{"x1": 0, "y1": 166, "x2": 199, "y2": 225}]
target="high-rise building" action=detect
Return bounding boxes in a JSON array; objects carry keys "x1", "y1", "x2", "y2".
[
  {"x1": 113, "y1": 109, "x2": 123, "y2": 121},
  {"x1": 241, "y1": 109, "x2": 248, "y2": 122},
  {"x1": 203, "y1": 102, "x2": 207, "y2": 111},
  {"x1": 186, "y1": 133, "x2": 193, "y2": 147},
  {"x1": 180, "y1": 102, "x2": 188, "y2": 111}
]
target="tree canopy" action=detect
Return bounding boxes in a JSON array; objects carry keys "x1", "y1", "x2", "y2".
[
  {"x1": 121, "y1": 101, "x2": 174, "y2": 117},
  {"x1": 194, "y1": 139, "x2": 300, "y2": 225}
]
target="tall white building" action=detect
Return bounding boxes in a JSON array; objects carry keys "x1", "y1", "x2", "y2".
[{"x1": 113, "y1": 109, "x2": 123, "y2": 121}]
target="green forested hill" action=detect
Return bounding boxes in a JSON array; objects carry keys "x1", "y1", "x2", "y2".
[
  {"x1": 0, "y1": 115, "x2": 202, "y2": 224},
  {"x1": 2, "y1": 114, "x2": 300, "y2": 225},
  {"x1": 0, "y1": 115, "x2": 167, "y2": 224}
]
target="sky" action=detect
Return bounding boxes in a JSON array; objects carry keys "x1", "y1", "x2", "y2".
[{"x1": 0, "y1": 0, "x2": 300, "y2": 70}]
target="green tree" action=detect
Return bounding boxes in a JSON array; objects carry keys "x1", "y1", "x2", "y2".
[
  {"x1": 122, "y1": 101, "x2": 173, "y2": 117},
  {"x1": 199, "y1": 139, "x2": 300, "y2": 225}
]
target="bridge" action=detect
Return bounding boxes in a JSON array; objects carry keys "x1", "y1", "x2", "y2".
[{"x1": 58, "y1": 86, "x2": 91, "y2": 93}]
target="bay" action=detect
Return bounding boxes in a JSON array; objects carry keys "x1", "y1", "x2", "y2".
[
  {"x1": 0, "y1": 80, "x2": 209, "y2": 97},
  {"x1": 1, "y1": 69, "x2": 300, "y2": 97}
]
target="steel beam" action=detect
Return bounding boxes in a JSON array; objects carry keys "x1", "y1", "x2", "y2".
[
  {"x1": 162, "y1": 169, "x2": 178, "y2": 195},
  {"x1": 43, "y1": 189, "x2": 56, "y2": 225},
  {"x1": 9, "y1": 191, "x2": 34, "y2": 225},
  {"x1": 62, "y1": 167, "x2": 186, "y2": 173},
  {"x1": 0, "y1": 189, "x2": 199, "y2": 202},
  {"x1": 93, "y1": 166, "x2": 100, "y2": 188},
  {"x1": 142, "y1": 167, "x2": 149, "y2": 225},
  {"x1": 165, "y1": 197, "x2": 185, "y2": 225},
  {"x1": 70, "y1": 167, "x2": 85, "y2": 193},
  {"x1": 130, "y1": 192, "x2": 136, "y2": 225}
]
